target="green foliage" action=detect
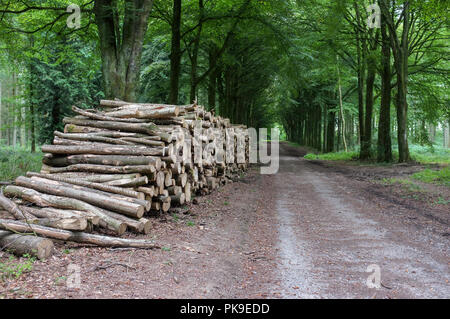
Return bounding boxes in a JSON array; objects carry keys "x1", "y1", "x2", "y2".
[
  {"x1": 28, "y1": 39, "x2": 103, "y2": 145},
  {"x1": 0, "y1": 254, "x2": 36, "y2": 281},
  {"x1": 139, "y1": 37, "x2": 171, "y2": 104},
  {"x1": 409, "y1": 144, "x2": 450, "y2": 164},
  {"x1": 412, "y1": 168, "x2": 450, "y2": 186},
  {"x1": 304, "y1": 151, "x2": 359, "y2": 161},
  {"x1": 186, "y1": 221, "x2": 195, "y2": 227},
  {"x1": 0, "y1": 145, "x2": 43, "y2": 181}
]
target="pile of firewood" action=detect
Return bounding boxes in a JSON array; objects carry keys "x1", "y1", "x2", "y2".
[{"x1": 0, "y1": 100, "x2": 249, "y2": 259}]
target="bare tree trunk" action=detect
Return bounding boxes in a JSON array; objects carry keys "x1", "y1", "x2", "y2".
[
  {"x1": 94, "y1": 0, "x2": 154, "y2": 101},
  {"x1": 337, "y1": 57, "x2": 348, "y2": 152},
  {"x1": 168, "y1": 0, "x2": 182, "y2": 104},
  {"x1": 377, "y1": 12, "x2": 393, "y2": 162},
  {"x1": 189, "y1": 0, "x2": 204, "y2": 103}
]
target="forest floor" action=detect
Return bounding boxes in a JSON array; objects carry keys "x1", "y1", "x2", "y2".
[{"x1": 1, "y1": 142, "x2": 449, "y2": 299}]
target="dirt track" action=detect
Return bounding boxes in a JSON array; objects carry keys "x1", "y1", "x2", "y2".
[{"x1": 1, "y1": 142, "x2": 449, "y2": 299}]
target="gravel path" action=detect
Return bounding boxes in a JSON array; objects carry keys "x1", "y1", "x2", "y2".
[{"x1": 1, "y1": 142, "x2": 448, "y2": 299}]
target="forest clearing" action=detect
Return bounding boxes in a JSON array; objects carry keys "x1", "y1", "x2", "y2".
[{"x1": 0, "y1": 0, "x2": 449, "y2": 302}]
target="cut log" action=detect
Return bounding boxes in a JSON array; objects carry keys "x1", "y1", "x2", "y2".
[
  {"x1": 72, "y1": 106, "x2": 149, "y2": 123},
  {"x1": 0, "y1": 230, "x2": 53, "y2": 260},
  {"x1": 0, "y1": 191, "x2": 34, "y2": 220},
  {"x1": 22, "y1": 206, "x2": 100, "y2": 225},
  {"x1": 42, "y1": 164, "x2": 156, "y2": 175},
  {"x1": 27, "y1": 176, "x2": 150, "y2": 211},
  {"x1": 52, "y1": 173, "x2": 141, "y2": 183},
  {"x1": 41, "y1": 144, "x2": 166, "y2": 157},
  {"x1": 184, "y1": 183, "x2": 192, "y2": 203},
  {"x1": 104, "y1": 106, "x2": 179, "y2": 119},
  {"x1": 136, "y1": 187, "x2": 155, "y2": 197},
  {"x1": 100, "y1": 209, "x2": 144, "y2": 234},
  {"x1": 103, "y1": 177, "x2": 149, "y2": 188},
  {"x1": 176, "y1": 173, "x2": 188, "y2": 187},
  {"x1": 170, "y1": 193, "x2": 185, "y2": 206},
  {"x1": 54, "y1": 131, "x2": 133, "y2": 145},
  {"x1": 0, "y1": 220, "x2": 159, "y2": 249},
  {"x1": 14, "y1": 177, "x2": 145, "y2": 218},
  {"x1": 120, "y1": 137, "x2": 165, "y2": 147},
  {"x1": 26, "y1": 172, "x2": 142, "y2": 199},
  {"x1": 63, "y1": 118, "x2": 172, "y2": 142},
  {"x1": 168, "y1": 186, "x2": 182, "y2": 196},
  {"x1": 139, "y1": 218, "x2": 152, "y2": 235},
  {"x1": 4, "y1": 186, "x2": 126, "y2": 234},
  {"x1": 63, "y1": 117, "x2": 158, "y2": 135},
  {"x1": 26, "y1": 217, "x2": 88, "y2": 231},
  {"x1": 43, "y1": 154, "x2": 161, "y2": 168}
]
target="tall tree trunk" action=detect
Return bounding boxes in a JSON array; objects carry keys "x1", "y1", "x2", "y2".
[
  {"x1": 380, "y1": 0, "x2": 410, "y2": 162},
  {"x1": 337, "y1": 57, "x2": 348, "y2": 152},
  {"x1": 94, "y1": 0, "x2": 154, "y2": 102},
  {"x1": 447, "y1": 119, "x2": 450, "y2": 148},
  {"x1": 326, "y1": 108, "x2": 335, "y2": 153},
  {"x1": 12, "y1": 72, "x2": 17, "y2": 147},
  {"x1": 377, "y1": 13, "x2": 393, "y2": 162},
  {"x1": 395, "y1": 2, "x2": 410, "y2": 162},
  {"x1": 360, "y1": 56, "x2": 376, "y2": 160},
  {"x1": 354, "y1": 2, "x2": 365, "y2": 149},
  {"x1": 207, "y1": 46, "x2": 218, "y2": 111},
  {"x1": 168, "y1": 0, "x2": 182, "y2": 105},
  {"x1": 0, "y1": 79, "x2": 2, "y2": 143},
  {"x1": 189, "y1": 0, "x2": 204, "y2": 103}
]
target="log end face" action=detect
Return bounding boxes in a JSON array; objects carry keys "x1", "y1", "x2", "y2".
[{"x1": 36, "y1": 238, "x2": 55, "y2": 260}]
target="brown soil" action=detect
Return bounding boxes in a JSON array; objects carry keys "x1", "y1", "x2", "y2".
[{"x1": 1, "y1": 142, "x2": 448, "y2": 299}]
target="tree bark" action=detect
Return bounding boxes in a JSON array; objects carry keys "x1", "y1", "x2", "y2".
[
  {"x1": 94, "y1": 0, "x2": 154, "y2": 101},
  {"x1": 377, "y1": 12, "x2": 393, "y2": 162},
  {"x1": 0, "y1": 191, "x2": 33, "y2": 220},
  {"x1": 0, "y1": 219, "x2": 159, "y2": 249},
  {"x1": 168, "y1": 0, "x2": 182, "y2": 105},
  {"x1": 0, "y1": 230, "x2": 53, "y2": 260},
  {"x1": 42, "y1": 143, "x2": 167, "y2": 157},
  {"x1": 26, "y1": 172, "x2": 143, "y2": 199},
  {"x1": 14, "y1": 177, "x2": 145, "y2": 219},
  {"x1": 380, "y1": 0, "x2": 411, "y2": 162},
  {"x1": 4, "y1": 185, "x2": 127, "y2": 234}
]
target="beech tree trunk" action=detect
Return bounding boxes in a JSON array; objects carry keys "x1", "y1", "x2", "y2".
[
  {"x1": 94, "y1": 0, "x2": 154, "y2": 101},
  {"x1": 377, "y1": 13, "x2": 393, "y2": 162},
  {"x1": 168, "y1": 0, "x2": 182, "y2": 104},
  {"x1": 380, "y1": 0, "x2": 411, "y2": 162}
]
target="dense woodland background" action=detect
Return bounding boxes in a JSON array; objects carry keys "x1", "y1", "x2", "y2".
[{"x1": 0, "y1": 0, "x2": 448, "y2": 173}]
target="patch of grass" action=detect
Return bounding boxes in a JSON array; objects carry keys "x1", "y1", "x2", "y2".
[
  {"x1": 54, "y1": 276, "x2": 67, "y2": 286},
  {"x1": 382, "y1": 178, "x2": 424, "y2": 192},
  {"x1": 382, "y1": 178, "x2": 414, "y2": 185},
  {"x1": 304, "y1": 151, "x2": 359, "y2": 161},
  {"x1": 161, "y1": 247, "x2": 171, "y2": 252},
  {"x1": 435, "y1": 196, "x2": 450, "y2": 205},
  {"x1": 0, "y1": 254, "x2": 36, "y2": 281},
  {"x1": 0, "y1": 145, "x2": 43, "y2": 181},
  {"x1": 412, "y1": 168, "x2": 450, "y2": 186},
  {"x1": 409, "y1": 144, "x2": 450, "y2": 165},
  {"x1": 223, "y1": 201, "x2": 229, "y2": 206},
  {"x1": 186, "y1": 221, "x2": 195, "y2": 227}
]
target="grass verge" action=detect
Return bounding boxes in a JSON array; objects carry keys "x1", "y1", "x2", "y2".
[{"x1": 0, "y1": 145, "x2": 43, "y2": 181}]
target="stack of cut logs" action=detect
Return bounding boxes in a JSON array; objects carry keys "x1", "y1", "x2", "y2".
[{"x1": 0, "y1": 100, "x2": 249, "y2": 259}]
